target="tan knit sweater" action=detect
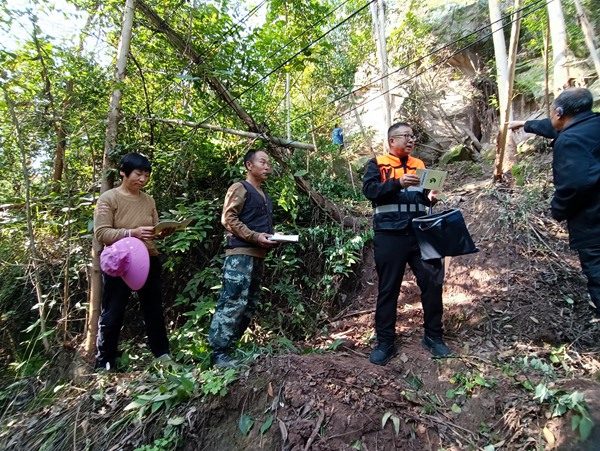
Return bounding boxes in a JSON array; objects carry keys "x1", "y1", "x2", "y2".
[{"x1": 94, "y1": 188, "x2": 159, "y2": 256}]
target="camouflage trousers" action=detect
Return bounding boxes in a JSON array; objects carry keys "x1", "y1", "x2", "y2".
[{"x1": 208, "y1": 254, "x2": 265, "y2": 353}]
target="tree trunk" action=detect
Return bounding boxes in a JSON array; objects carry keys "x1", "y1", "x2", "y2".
[
  {"x1": 544, "y1": 14, "x2": 551, "y2": 117},
  {"x1": 84, "y1": 0, "x2": 136, "y2": 360},
  {"x1": 136, "y1": 0, "x2": 263, "y2": 134},
  {"x1": 350, "y1": 93, "x2": 376, "y2": 157},
  {"x1": 547, "y1": 0, "x2": 571, "y2": 93},
  {"x1": 488, "y1": 0, "x2": 509, "y2": 119},
  {"x1": 370, "y1": 0, "x2": 391, "y2": 132},
  {"x1": 3, "y1": 89, "x2": 51, "y2": 353},
  {"x1": 489, "y1": 0, "x2": 509, "y2": 181},
  {"x1": 573, "y1": 0, "x2": 600, "y2": 80},
  {"x1": 495, "y1": 0, "x2": 523, "y2": 180},
  {"x1": 137, "y1": 117, "x2": 315, "y2": 150},
  {"x1": 31, "y1": 23, "x2": 67, "y2": 192}
]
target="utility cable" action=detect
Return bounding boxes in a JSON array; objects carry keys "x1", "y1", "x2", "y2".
[
  {"x1": 198, "y1": 0, "x2": 376, "y2": 126},
  {"x1": 288, "y1": 0, "x2": 550, "y2": 135},
  {"x1": 131, "y1": 0, "x2": 268, "y2": 128},
  {"x1": 264, "y1": 0, "x2": 352, "y2": 61},
  {"x1": 220, "y1": 0, "x2": 353, "y2": 114},
  {"x1": 195, "y1": 0, "x2": 269, "y2": 61}
]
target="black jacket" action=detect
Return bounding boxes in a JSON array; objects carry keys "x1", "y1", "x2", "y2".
[
  {"x1": 525, "y1": 113, "x2": 600, "y2": 249},
  {"x1": 362, "y1": 155, "x2": 432, "y2": 232}
]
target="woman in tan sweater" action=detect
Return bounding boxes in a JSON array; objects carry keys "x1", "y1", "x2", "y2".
[{"x1": 94, "y1": 153, "x2": 171, "y2": 371}]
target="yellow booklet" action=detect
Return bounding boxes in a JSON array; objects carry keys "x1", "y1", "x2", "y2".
[
  {"x1": 416, "y1": 168, "x2": 447, "y2": 190},
  {"x1": 154, "y1": 218, "x2": 193, "y2": 233}
]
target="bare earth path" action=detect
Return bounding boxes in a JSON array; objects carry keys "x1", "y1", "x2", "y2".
[{"x1": 193, "y1": 163, "x2": 600, "y2": 450}]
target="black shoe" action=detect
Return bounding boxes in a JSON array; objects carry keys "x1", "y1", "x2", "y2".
[
  {"x1": 422, "y1": 335, "x2": 452, "y2": 357},
  {"x1": 369, "y1": 343, "x2": 398, "y2": 366},
  {"x1": 211, "y1": 352, "x2": 240, "y2": 369},
  {"x1": 93, "y1": 361, "x2": 115, "y2": 373}
]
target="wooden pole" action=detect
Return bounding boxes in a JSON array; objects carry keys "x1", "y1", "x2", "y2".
[
  {"x1": 544, "y1": 13, "x2": 551, "y2": 117},
  {"x1": 135, "y1": 117, "x2": 315, "y2": 151},
  {"x1": 573, "y1": 0, "x2": 600, "y2": 80},
  {"x1": 547, "y1": 0, "x2": 570, "y2": 92},
  {"x1": 494, "y1": 0, "x2": 523, "y2": 181},
  {"x1": 370, "y1": 0, "x2": 391, "y2": 132},
  {"x1": 84, "y1": 0, "x2": 136, "y2": 360}
]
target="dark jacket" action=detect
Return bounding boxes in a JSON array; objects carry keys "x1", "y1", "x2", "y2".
[
  {"x1": 227, "y1": 180, "x2": 274, "y2": 249},
  {"x1": 525, "y1": 113, "x2": 600, "y2": 249},
  {"x1": 362, "y1": 154, "x2": 432, "y2": 232}
]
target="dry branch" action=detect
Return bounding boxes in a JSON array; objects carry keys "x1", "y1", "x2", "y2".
[{"x1": 136, "y1": 0, "x2": 363, "y2": 230}]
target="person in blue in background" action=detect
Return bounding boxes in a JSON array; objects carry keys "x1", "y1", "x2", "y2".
[{"x1": 332, "y1": 124, "x2": 344, "y2": 151}]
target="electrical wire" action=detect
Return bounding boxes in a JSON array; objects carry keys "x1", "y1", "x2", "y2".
[
  {"x1": 198, "y1": 0, "x2": 376, "y2": 126},
  {"x1": 194, "y1": 0, "x2": 269, "y2": 61},
  {"x1": 133, "y1": 0, "x2": 269, "y2": 127},
  {"x1": 288, "y1": 0, "x2": 551, "y2": 136},
  {"x1": 264, "y1": 0, "x2": 352, "y2": 61},
  {"x1": 222, "y1": 0, "x2": 353, "y2": 94},
  {"x1": 210, "y1": 0, "x2": 354, "y2": 131}
]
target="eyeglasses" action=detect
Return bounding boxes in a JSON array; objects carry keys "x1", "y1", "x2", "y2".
[{"x1": 390, "y1": 134, "x2": 417, "y2": 141}]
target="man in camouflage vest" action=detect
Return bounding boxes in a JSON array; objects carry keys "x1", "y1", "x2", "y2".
[{"x1": 208, "y1": 149, "x2": 275, "y2": 367}]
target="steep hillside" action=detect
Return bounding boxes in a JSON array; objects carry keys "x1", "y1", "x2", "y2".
[{"x1": 2, "y1": 157, "x2": 599, "y2": 450}]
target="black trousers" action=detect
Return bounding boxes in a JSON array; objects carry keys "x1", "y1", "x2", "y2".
[
  {"x1": 578, "y1": 246, "x2": 600, "y2": 313},
  {"x1": 373, "y1": 231, "x2": 444, "y2": 344},
  {"x1": 95, "y1": 256, "x2": 170, "y2": 368}
]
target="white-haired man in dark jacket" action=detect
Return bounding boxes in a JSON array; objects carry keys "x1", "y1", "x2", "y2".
[{"x1": 510, "y1": 88, "x2": 600, "y2": 319}]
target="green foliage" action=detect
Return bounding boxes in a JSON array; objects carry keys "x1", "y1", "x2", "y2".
[
  {"x1": 238, "y1": 413, "x2": 254, "y2": 436},
  {"x1": 503, "y1": 350, "x2": 595, "y2": 442},
  {"x1": 381, "y1": 411, "x2": 400, "y2": 435},
  {"x1": 200, "y1": 368, "x2": 238, "y2": 396},
  {"x1": 158, "y1": 198, "x2": 222, "y2": 267},
  {"x1": 388, "y1": 3, "x2": 435, "y2": 68},
  {"x1": 260, "y1": 224, "x2": 371, "y2": 339},
  {"x1": 446, "y1": 370, "x2": 495, "y2": 400},
  {"x1": 260, "y1": 414, "x2": 274, "y2": 435},
  {"x1": 134, "y1": 424, "x2": 180, "y2": 451},
  {"x1": 124, "y1": 373, "x2": 195, "y2": 415},
  {"x1": 533, "y1": 383, "x2": 594, "y2": 441}
]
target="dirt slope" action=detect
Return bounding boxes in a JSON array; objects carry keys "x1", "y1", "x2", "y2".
[
  {"x1": 190, "y1": 161, "x2": 600, "y2": 451},
  {"x1": 1, "y1": 161, "x2": 599, "y2": 451}
]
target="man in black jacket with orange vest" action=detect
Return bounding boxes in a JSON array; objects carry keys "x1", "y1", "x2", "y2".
[
  {"x1": 363, "y1": 122, "x2": 451, "y2": 365},
  {"x1": 509, "y1": 88, "x2": 600, "y2": 319},
  {"x1": 208, "y1": 149, "x2": 275, "y2": 367}
]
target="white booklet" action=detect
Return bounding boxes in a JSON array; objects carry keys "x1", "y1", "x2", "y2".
[
  {"x1": 268, "y1": 233, "x2": 299, "y2": 242},
  {"x1": 416, "y1": 168, "x2": 447, "y2": 190}
]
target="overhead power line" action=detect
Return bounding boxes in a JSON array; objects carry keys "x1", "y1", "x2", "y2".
[
  {"x1": 198, "y1": 0, "x2": 376, "y2": 125},
  {"x1": 264, "y1": 0, "x2": 352, "y2": 61},
  {"x1": 221, "y1": 0, "x2": 353, "y2": 119},
  {"x1": 135, "y1": 0, "x2": 269, "y2": 120},
  {"x1": 289, "y1": 0, "x2": 550, "y2": 135},
  {"x1": 195, "y1": 0, "x2": 269, "y2": 61}
]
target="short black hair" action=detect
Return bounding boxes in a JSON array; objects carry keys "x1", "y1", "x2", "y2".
[
  {"x1": 243, "y1": 149, "x2": 264, "y2": 168},
  {"x1": 388, "y1": 122, "x2": 411, "y2": 139},
  {"x1": 553, "y1": 88, "x2": 593, "y2": 116},
  {"x1": 119, "y1": 153, "x2": 152, "y2": 177}
]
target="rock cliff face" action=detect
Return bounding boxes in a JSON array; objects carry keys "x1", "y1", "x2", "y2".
[{"x1": 345, "y1": 0, "x2": 599, "y2": 165}]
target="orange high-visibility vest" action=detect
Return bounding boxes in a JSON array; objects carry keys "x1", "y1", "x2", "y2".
[{"x1": 376, "y1": 154, "x2": 425, "y2": 182}]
